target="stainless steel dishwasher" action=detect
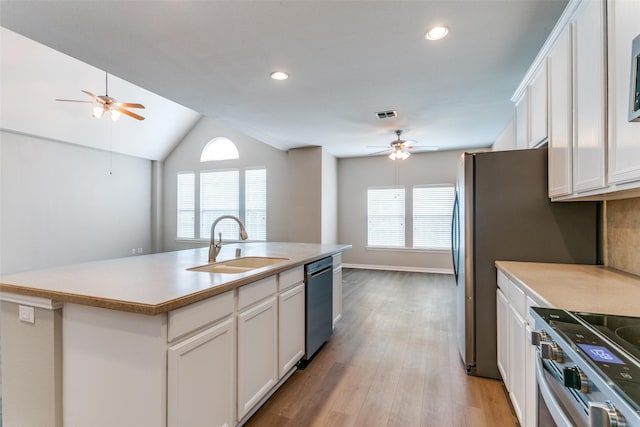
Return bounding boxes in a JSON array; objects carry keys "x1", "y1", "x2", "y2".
[{"x1": 300, "y1": 257, "x2": 333, "y2": 368}]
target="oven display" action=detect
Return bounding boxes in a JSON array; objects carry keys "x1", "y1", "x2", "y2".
[{"x1": 577, "y1": 344, "x2": 625, "y2": 365}]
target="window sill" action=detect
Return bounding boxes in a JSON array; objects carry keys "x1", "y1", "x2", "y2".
[{"x1": 366, "y1": 246, "x2": 451, "y2": 254}]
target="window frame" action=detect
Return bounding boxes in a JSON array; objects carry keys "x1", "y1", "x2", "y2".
[{"x1": 175, "y1": 166, "x2": 267, "y2": 243}]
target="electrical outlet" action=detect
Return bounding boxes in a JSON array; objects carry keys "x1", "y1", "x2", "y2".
[
  {"x1": 131, "y1": 248, "x2": 136, "y2": 255},
  {"x1": 19, "y1": 305, "x2": 35, "y2": 324},
  {"x1": 137, "y1": 248, "x2": 143, "y2": 254}
]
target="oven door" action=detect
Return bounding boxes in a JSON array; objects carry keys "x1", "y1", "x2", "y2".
[{"x1": 535, "y1": 355, "x2": 589, "y2": 427}]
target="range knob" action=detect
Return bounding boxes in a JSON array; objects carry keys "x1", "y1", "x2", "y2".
[
  {"x1": 589, "y1": 402, "x2": 626, "y2": 427},
  {"x1": 531, "y1": 330, "x2": 550, "y2": 345},
  {"x1": 563, "y1": 366, "x2": 589, "y2": 393},
  {"x1": 540, "y1": 341, "x2": 564, "y2": 362}
]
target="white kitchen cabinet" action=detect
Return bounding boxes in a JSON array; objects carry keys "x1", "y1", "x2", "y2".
[
  {"x1": 572, "y1": 0, "x2": 607, "y2": 193},
  {"x1": 496, "y1": 288, "x2": 509, "y2": 387},
  {"x1": 508, "y1": 303, "x2": 526, "y2": 424},
  {"x1": 515, "y1": 93, "x2": 529, "y2": 149},
  {"x1": 278, "y1": 283, "x2": 305, "y2": 378},
  {"x1": 607, "y1": 0, "x2": 640, "y2": 185},
  {"x1": 497, "y1": 268, "x2": 541, "y2": 427},
  {"x1": 237, "y1": 295, "x2": 278, "y2": 420},
  {"x1": 332, "y1": 253, "x2": 343, "y2": 326},
  {"x1": 548, "y1": 25, "x2": 573, "y2": 197},
  {"x1": 167, "y1": 318, "x2": 235, "y2": 427},
  {"x1": 528, "y1": 60, "x2": 548, "y2": 148}
]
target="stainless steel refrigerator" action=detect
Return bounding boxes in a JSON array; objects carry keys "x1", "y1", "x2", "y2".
[{"x1": 451, "y1": 149, "x2": 599, "y2": 379}]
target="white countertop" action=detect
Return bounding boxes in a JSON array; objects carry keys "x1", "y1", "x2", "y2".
[
  {"x1": 0, "y1": 242, "x2": 350, "y2": 315},
  {"x1": 495, "y1": 261, "x2": 640, "y2": 317}
]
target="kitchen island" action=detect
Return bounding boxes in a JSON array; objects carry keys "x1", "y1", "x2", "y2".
[{"x1": 0, "y1": 242, "x2": 350, "y2": 427}]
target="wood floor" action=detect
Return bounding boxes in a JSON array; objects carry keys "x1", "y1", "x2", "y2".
[{"x1": 245, "y1": 269, "x2": 518, "y2": 427}]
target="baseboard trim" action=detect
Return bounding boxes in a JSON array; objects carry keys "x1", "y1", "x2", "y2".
[{"x1": 342, "y1": 263, "x2": 453, "y2": 275}]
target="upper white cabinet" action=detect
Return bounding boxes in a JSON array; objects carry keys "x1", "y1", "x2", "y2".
[
  {"x1": 572, "y1": 0, "x2": 607, "y2": 193},
  {"x1": 515, "y1": 0, "x2": 640, "y2": 200},
  {"x1": 528, "y1": 61, "x2": 549, "y2": 148},
  {"x1": 514, "y1": 93, "x2": 529, "y2": 149},
  {"x1": 607, "y1": 0, "x2": 640, "y2": 185},
  {"x1": 548, "y1": 25, "x2": 573, "y2": 197}
]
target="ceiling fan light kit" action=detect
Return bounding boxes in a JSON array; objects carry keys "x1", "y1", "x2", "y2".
[{"x1": 56, "y1": 72, "x2": 146, "y2": 121}]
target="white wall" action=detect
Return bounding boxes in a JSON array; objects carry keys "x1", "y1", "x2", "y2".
[
  {"x1": 492, "y1": 120, "x2": 515, "y2": 151},
  {"x1": 0, "y1": 131, "x2": 152, "y2": 275},
  {"x1": 321, "y1": 149, "x2": 338, "y2": 244},
  {"x1": 338, "y1": 150, "x2": 465, "y2": 273},
  {"x1": 162, "y1": 116, "x2": 289, "y2": 251}
]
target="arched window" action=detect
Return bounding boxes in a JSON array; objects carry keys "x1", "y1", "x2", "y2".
[{"x1": 200, "y1": 137, "x2": 239, "y2": 162}]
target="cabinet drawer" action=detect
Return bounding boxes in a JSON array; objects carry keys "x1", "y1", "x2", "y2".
[
  {"x1": 278, "y1": 266, "x2": 303, "y2": 292},
  {"x1": 168, "y1": 290, "x2": 234, "y2": 342},
  {"x1": 508, "y1": 279, "x2": 526, "y2": 319},
  {"x1": 238, "y1": 275, "x2": 277, "y2": 310}
]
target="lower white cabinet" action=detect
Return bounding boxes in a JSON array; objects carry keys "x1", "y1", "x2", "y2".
[
  {"x1": 496, "y1": 288, "x2": 509, "y2": 387},
  {"x1": 167, "y1": 318, "x2": 235, "y2": 427},
  {"x1": 496, "y1": 268, "x2": 540, "y2": 427},
  {"x1": 278, "y1": 283, "x2": 305, "y2": 377},
  {"x1": 508, "y1": 303, "x2": 526, "y2": 423},
  {"x1": 237, "y1": 295, "x2": 278, "y2": 420},
  {"x1": 332, "y1": 263, "x2": 342, "y2": 326}
]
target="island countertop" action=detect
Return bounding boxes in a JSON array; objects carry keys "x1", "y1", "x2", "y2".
[
  {"x1": 495, "y1": 261, "x2": 640, "y2": 317},
  {"x1": 0, "y1": 242, "x2": 351, "y2": 315}
]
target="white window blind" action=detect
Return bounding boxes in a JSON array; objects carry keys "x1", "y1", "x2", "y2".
[
  {"x1": 176, "y1": 172, "x2": 195, "y2": 239},
  {"x1": 200, "y1": 170, "x2": 239, "y2": 240},
  {"x1": 245, "y1": 168, "x2": 267, "y2": 241},
  {"x1": 367, "y1": 187, "x2": 405, "y2": 247},
  {"x1": 413, "y1": 185, "x2": 455, "y2": 250}
]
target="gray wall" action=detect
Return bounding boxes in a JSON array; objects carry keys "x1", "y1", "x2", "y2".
[
  {"x1": 492, "y1": 120, "x2": 515, "y2": 151},
  {"x1": 321, "y1": 148, "x2": 338, "y2": 244},
  {"x1": 337, "y1": 149, "x2": 465, "y2": 273},
  {"x1": 0, "y1": 131, "x2": 152, "y2": 275},
  {"x1": 162, "y1": 117, "x2": 289, "y2": 251}
]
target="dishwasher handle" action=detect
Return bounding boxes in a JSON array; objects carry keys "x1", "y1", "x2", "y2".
[{"x1": 308, "y1": 266, "x2": 332, "y2": 279}]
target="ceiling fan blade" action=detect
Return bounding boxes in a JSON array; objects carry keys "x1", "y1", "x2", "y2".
[
  {"x1": 115, "y1": 107, "x2": 145, "y2": 121},
  {"x1": 368, "y1": 148, "x2": 392, "y2": 156},
  {"x1": 55, "y1": 99, "x2": 93, "y2": 104},
  {"x1": 115, "y1": 102, "x2": 145, "y2": 109},
  {"x1": 81, "y1": 90, "x2": 104, "y2": 103},
  {"x1": 410, "y1": 146, "x2": 439, "y2": 151}
]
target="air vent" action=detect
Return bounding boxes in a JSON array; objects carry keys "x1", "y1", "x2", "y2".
[{"x1": 375, "y1": 110, "x2": 398, "y2": 119}]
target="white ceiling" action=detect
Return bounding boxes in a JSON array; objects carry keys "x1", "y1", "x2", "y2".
[{"x1": 0, "y1": 0, "x2": 568, "y2": 158}]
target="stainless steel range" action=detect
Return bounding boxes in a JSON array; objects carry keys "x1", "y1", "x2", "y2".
[{"x1": 530, "y1": 307, "x2": 640, "y2": 427}]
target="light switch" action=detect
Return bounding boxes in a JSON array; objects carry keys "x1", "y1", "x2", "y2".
[{"x1": 19, "y1": 305, "x2": 35, "y2": 324}]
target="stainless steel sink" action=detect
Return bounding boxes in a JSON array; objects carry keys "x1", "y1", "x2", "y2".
[{"x1": 188, "y1": 257, "x2": 289, "y2": 274}]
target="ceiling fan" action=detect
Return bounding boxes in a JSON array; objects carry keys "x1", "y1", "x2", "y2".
[
  {"x1": 56, "y1": 72, "x2": 145, "y2": 121},
  {"x1": 369, "y1": 129, "x2": 438, "y2": 160}
]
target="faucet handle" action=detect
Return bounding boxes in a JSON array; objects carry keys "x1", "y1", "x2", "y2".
[{"x1": 216, "y1": 232, "x2": 223, "y2": 248}]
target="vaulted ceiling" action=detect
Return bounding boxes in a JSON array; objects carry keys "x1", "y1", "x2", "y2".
[{"x1": 0, "y1": 0, "x2": 568, "y2": 159}]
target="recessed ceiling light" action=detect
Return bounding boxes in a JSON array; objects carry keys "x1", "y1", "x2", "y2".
[
  {"x1": 270, "y1": 71, "x2": 289, "y2": 81},
  {"x1": 425, "y1": 26, "x2": 449, "y2": 41}
]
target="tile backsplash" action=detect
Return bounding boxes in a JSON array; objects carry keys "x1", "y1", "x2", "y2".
[{"x1": 606, "y1": 197, "x2": 640, "y2": 276}]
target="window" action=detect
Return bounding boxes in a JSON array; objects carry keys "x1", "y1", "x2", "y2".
[
  {"x1": 200, "y1": 170, "x2": 239, "y2": 239},
  {"x1": 176, "y1": 167, "x2": 267, "y2": 241},
  {"x1": 367, "y1": 187, "x2": 405, "y2": 247},
  {"x1": 413, "y1": 185, "x2": 455, "y2": 250},
  {"x1": 200, "y1": 137, "x2": 239, "y2": 161},
  {"x1": 177, "y1": 173, "x2": 195, "y2": 239},
  {"x1": 245, "y1": 168, "x2": 267, "y2": 240}
]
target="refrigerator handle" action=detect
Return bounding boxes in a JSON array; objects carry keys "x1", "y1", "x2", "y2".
[{"x1": 451, "y1": 192, "x2": 459, "y2": 282}]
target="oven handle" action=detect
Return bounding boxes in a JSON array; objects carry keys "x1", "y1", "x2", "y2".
[{"x1": 535, "y1": 354, "x2": 575, "y2": 427}]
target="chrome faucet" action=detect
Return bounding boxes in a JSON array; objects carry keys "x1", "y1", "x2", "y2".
[{"x1": 209, "y1": 215, "x2": 249, "y2": 262}]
